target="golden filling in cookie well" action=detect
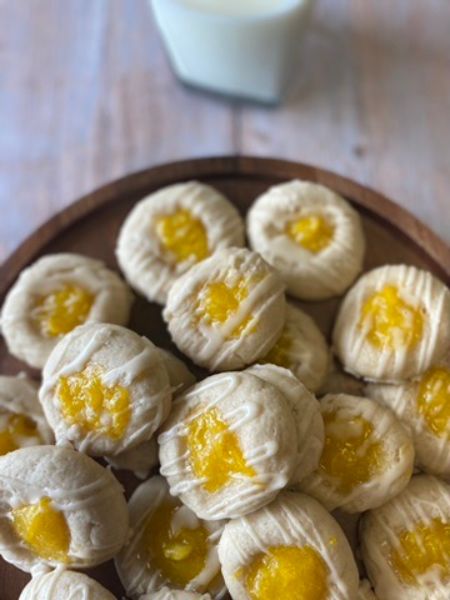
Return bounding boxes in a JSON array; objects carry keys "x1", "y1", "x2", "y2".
[
  {"x1": 241, "y1": 545, "x2": 329, "y2": 600},
  {"x1": 319, "y1": 413, "x2": 384, "y2": 494},
  {"x1": 390, "y1": 518, "x2": 450, "y2": 585},
  {"x1": 417, "y1": 367, "x2": 450, "y2": 438},
  {"x1": 360, "y1": 285, "x2": 424, "y2": 350},
  {"x1": 139, "y1": 500, "x2": 211, "y2": 587},
  {"x1": 11, "y1": 496, "x2": 70, "y2": 563},
  {"x1": 0, "y1": 413, "x2": 41, "y2": 456},
  {"x1": 57, "y1": 364, "x2": 131, "y2": 440},
  {"x1": 186, "y1": 407, "x2": 256, "y2": 493},
  {"x1": 286, "y1": 214, "x2": 334, "y2": 254},
  {"x1": 196, "y1": 277, "x2": 255, "y2": 338},
  {"x1": 32, "y1": 285, "x2": 94, "y2": 337},
  {"x1": 155, "y1": 208, "x2": 209, "y2": 263},
  {"x1": 262, "y1": 329, "x2": 292, "y2": 370}
]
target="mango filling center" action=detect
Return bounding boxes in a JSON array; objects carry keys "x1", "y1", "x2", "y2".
[
  {"x1": 262, "y1": 328, "x2": 292, "y2": 369},
  {"x1": 286, "y1": 214, "x2": 334, "y2": 254},
  {"x1": 196, "y1": 277, "x2": 255, "y2": 338},
  {"x1": 360, "y1": 285, "x2": 424, "y2": 350},
  {"x1": 155, "y1": 208, "x2": 209, "y2": 263},
  {"x1": 417, "y1": 367, "x2": 450, "y2": 438},
  {"x1": 241, "y1": 545, "x2": 329, "y2": 600},
  {"x1": 319, "y1": 412, "x2": 384, "y2": 494},
  {"x1": 11, "y1": 497, "x2": 70, "y2": 563},
  {"x1": 0, "y1": 413, "x2": 41, "y2": 456},
  {"x1": 32, "y1": 285, "x2": 94, "y2": 337},
  {"x1": 139, "y1": 500, "x2": 210, "y2": 587},
  {"x1": 186, "y1": 407, "x2": 256, "y2": 493},
  {"x1": 390, "y1": 518, "x2": 450, "y2": 585},
  {"x1": 57, "y1": 364, "x2": 131, "y2": 440}
]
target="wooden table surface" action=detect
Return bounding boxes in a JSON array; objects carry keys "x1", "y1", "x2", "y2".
[{"x1": 1, "y1": 0, "x2": 450, "y2": 262}]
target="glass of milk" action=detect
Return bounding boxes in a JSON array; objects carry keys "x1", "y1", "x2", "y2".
[{"x1": 151, "y1": 0, "x2": 315, "y2": 103}]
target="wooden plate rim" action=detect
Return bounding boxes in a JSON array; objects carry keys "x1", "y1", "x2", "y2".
[{"x1": 1, "y1": 155, "x2": 449, "y2": 297}]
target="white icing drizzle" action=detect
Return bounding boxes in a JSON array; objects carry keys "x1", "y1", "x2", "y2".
[{"x1": 19, "y1": 566, "x2": 115, "y2": 600}]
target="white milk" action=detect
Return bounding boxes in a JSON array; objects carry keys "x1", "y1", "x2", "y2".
[
  {"x1": 151, "y1": 0, "x2": 314, "y2": 103},
  {"x1": 181, "y1": 0, "x2": 294, "y2": 17}
]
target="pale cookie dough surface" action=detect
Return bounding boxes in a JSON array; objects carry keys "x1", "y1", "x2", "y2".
[
  {"x1": 106, "y1": 437, "x2": 158, "y2": 480},
  {"x1": 318, "y1": 358, "x2": 365, "y2": 398},
  {"x1": 116, "y1": 476, "x2": 225, "y2": 599},
  {"x1": 247, "y1": 180, "x2": 365, "y2": 300},
  {"x1": 40, "y1": 323, "x2": 171, "y2": 457},
  {"x1": 158, "y1": 348, "x2": 196, "y2": 395},
  {"x1": 19, "y1": 568, "x2": 116, "y2": 600},
  {"x1": 245, "y1": 364, "x2": 324, "y2": 484},
  {"x1": 158, "y1": 372, "x2": 297, "y2": 520},
  {"x1": 361, "y1": 475, "x2": 450, "y2": 600},
  {"x1": 0, "y1": 375, "x2": 53, "y2": 455},
  {"x1": 366, "y1": 352, "x2": 450, "y2": 478},
  {"x1": 116, "y1": 181, "x2": 245, "y2": 305},
  {"x1": 299, "y1": 394, "x2": 414, "y2": 513},
  {"x1": 218, "y1": 491, "x2": 359, "y2": 600},
  {"x1": 163, "y1": 248, "x2": 286, "y2": 372},
  {"x1": 0, "y1": 445, "x2": 128, "y2": 572},
  {"x1": 333, "y1": 264, "x2": 450, "y2": 382},
  {"x1": 140, "y1": 589, "x2": 211, "y2": 600},
  {"x1": 1, "y1": 253, "x2": 132, "y2": 369},
  {"x1": 260, "y1": 303, "x2": 330, "y2": 392},
  {"x1": 357, "y1": 579, "x2": 377, "y2": 600}
]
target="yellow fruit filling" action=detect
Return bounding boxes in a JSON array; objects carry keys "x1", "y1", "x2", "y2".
[
  {"x1": 240, "y1": 545, "x2": 329, "y2": 600},
  {"x1": 262, "y1": 328, "x2": 292, "y2": 369},
  {"x1": 139, "y1": 500, "x2": 211, "y2": 588},
  {"x1": 390, "y1": 518, "x2": 450, "y2": 585},
  {"x1": 359, "y1": 285, "x2": 424, "y2": 350},
  {"x1": 11, "y1": 497, "x2": 70, "y2": 563},
  {"x1": 186, "y1": 407, "x2": 256, "y2": 493},
  {"x1": 417, "y1": 367, "x2": 450, "y2": 438},
  {"x1": 196, "y1": 277, "x2": 255, "y2": 338},
  {"x1": 0, "y1": 413, "x2": 41, "y2": 456},
  {"x1": 155, "y1": 208, "x2": 209, "y2": 263},
  {"x1": 319, "y1": 412, "x2": 384, "y2": 494},
  {"x1": 57, "y1": 364, "x2": 131, "y2": 440},
  {"x1": 32, "y1": 285, "x2": 94, "y2": 337},
  {"x1": 286, "y1": 214, "x2": 334, "y2": 254}
]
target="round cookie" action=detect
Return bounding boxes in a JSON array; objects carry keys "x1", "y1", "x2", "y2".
[
  {"x1": 116, "y1": 181, "x2": 245, "y2": 305},
  {"x1": 116, "y1": 476, "x2": 225, "y2": 599},
  {"x1": 358, "y1": 580, "x2": 377, "y2": 600},
  {"x1": 1, "y1": 253, "x2": 132, "y2": 369},
  {"x1": 245, "y1": 364, "x2": 324, "y2": 483},
  {"x1": 140, "y1": 590, "x2": 211, "y2": 600},
  {"x1": 247, "y1": 180, "x2": 365, "y2": 300},
  {"x1": 0, "y1": 445, "x2": 128, "y2": 572},
  {"x1": 361, "y1": 475, "x2": 450, "y2": 600},
  {"x1": 158, "y1": 372, "x2": 297, "y2": 520},
  {"x1": 260, "y1": 303, "x2": 329, "y2": 392},
  {"x1": 218, "y1": 490, "x2": 359, "y2": 600},
  {"x1": 163, "y1": 248, "x2": 286, "y2": 372},
  {"x1": 299, "y1": 394, "x2": 414, "y2": 513},
  {"x1": 333, "y1": 265, "x2": 450, "y2": 382},
  {"x1": 40, "y1": 322, "x2": 171, "y2": 457},
  {"x1": 366, "y1": 352, "x2": 450, "y2": 478},
  {"x1": 0, "y1": 375, "x2": 53, "y2": 456},
  {"x1": 19, "y1": 569, "x2": 115, "y2": 600}
]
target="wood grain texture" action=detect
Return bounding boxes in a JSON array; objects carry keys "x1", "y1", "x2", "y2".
[
  {"x1": 0, "y1": 156, "x2": 449, "y2": 599},
  {"x1": 0, "y1": 0, "x2": 450, "y2": 261}
]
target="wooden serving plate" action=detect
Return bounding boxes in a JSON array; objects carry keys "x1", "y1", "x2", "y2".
[{"x1": 1, "y1": 156, "x2": 449, "y2": 598}]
